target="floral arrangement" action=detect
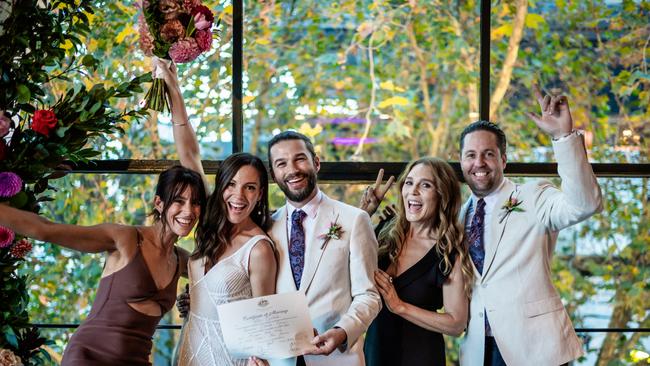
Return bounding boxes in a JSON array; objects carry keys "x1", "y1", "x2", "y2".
[
  {"x1": 138, "y1": 0, "x2": 216, "y2": 112},
  {"x1": 1, "y1": 1, "x2": 149, "y2": 363},
  {"x1": 318, "y1": 215, "x2": 345, "y2": 249},
  {"x1": 498, "y1": 191, "x2": 524, "y2": 223},
  {"x1": 0, "y1": 348, "x2": 23, "y2": 366}
]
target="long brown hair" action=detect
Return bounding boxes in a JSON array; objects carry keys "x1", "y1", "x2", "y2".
[
  {"x1": 378, "y1": 157, "x2": 474, "y2": 297},
  {"x1": 193, "y1": 153, "x2": 271, "y2": 269}
]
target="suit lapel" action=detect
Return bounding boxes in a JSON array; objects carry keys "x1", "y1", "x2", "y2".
[
  {"x1": 299, "y1": 194, "x2": 333, "y2": 293},
  {"x1": 270, "y1": 206, "x2": 295, "y2": 292},
  {"x1": 481, "y1": 180, "x2": 516, "y2": 280}
]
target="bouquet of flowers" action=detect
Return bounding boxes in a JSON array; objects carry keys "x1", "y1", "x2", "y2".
[{"x1": 138, "y1": 0, "x2": 215, "y2": 112}]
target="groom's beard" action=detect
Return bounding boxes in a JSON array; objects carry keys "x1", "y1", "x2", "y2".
[{"x1": 277, "y1": 170, "x2": 318, "y2": 203}]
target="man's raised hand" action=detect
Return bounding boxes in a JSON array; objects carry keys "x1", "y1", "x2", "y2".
[
  {"x1": 526, "y1": 84, "x2": 573, "y2": 139},
  {"x1": 359, "y1": 168, "x2": 395, "y2": 217}
]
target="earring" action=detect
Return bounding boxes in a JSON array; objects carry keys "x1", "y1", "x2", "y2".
[{"x1": 257, "y1": 201, "x2": 262, "y2": 215}]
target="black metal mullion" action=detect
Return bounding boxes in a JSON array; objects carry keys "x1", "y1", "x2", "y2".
[
  {"x1": 232, "y1": 0, "x2": 244, "y2": 153},
  {"x1": 63, "y1": 160, "x2": 650, "y2": 181},
  {"x1": 479, "y1": 0, "x2": 491, "y2": 121}
]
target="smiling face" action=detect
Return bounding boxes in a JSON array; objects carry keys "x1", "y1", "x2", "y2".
[
  {"x1": 401, "y1": 163, "x2": 439, "y2": 224},
  {"x1": 460, "y1": 130, "x2": 507, "y2": 198},
  {"x1": 155, "y1": 186, "x2": 201, "y2": 237},
  {"x1": 222, "y1": 165, "x2": 263, "y2": 225},
  {"x1": 270, "y1": 139, "x2": 320, "y2": 206}
]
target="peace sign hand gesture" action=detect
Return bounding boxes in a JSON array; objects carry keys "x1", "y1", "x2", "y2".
[
  {"x1": 359, "y1": 168, "x2": 395, "y2": 217},
  {"x1": 526, "y1": 84, "x2": 573, "y2": 139}
]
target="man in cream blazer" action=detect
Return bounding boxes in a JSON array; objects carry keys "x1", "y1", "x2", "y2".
[
  {"x1": 459, "y1": 86, "x2": 602, "y2": 366},
  {"x1": 261, "y1": 131, "x2": 381, "y2": 366}
]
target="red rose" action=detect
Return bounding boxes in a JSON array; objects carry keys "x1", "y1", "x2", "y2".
[
  {"x1": 0, "y1": 140, "x2": 6, "y2": 161},
  {"x1": 31, "y1": 109, "x2": 58, "y2": 137}
]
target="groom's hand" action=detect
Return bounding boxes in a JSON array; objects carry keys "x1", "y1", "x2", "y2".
[
  {"x1": 176, "y1": 284, "x2": 190, "y2": 318},
  {"x1": 527, "y1": 84, "x2": 573, "y2": 139},
  {"x1": 307, "y1": 327, "x2": 348, "y2": 356},
  {"x1": 359, "y1": 168, "x2": 395, "y2": 217}
]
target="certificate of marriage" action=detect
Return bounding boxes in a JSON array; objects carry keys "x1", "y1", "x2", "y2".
[{"x1": 217, "y1": 291, "x2": 314, "y2": 359}]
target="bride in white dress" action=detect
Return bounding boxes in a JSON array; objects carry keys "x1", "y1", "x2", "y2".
[{"x1": 155, "y1": 59, "x2": 277, "y2": 366}]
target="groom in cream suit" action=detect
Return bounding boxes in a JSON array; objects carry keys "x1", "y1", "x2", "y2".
[
  {"x1": 255, "y1": 131, "x2": 381, "y2": 366},
  {"x1": 459, "y1": 86, "x2": 602, "y2": 366}
]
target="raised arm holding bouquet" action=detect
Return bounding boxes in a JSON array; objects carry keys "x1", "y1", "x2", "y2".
[{"x1": 138, "y1": 0, "x2": 215, "y2": 112}]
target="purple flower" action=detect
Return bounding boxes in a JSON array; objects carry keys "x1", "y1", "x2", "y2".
[
  {"x1": 169, "y1": 37, "x2": 201, "y2": 63},
  {"x1": 0, "y1": 225, "x2": 15, "y2": 248},
  {"x1": 0, "y1": 172, "x2": 22, "y2": 197},
  {"x1": 0, "y1": 112, "x2": 11, "y2": 137}
]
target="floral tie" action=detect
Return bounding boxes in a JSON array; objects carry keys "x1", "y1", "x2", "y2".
[
  {"x1": 468, "y1": 198, "x2": 486, "y2": 274},
  {"x1": 289, "y1": 209, "x2": 307, "y2": 289},
  {"x1": 467, "y1": 198, "x2": 492, "y2": 334}
]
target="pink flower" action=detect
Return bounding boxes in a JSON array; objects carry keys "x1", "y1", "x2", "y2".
[
  {"x1": 195, "y1": 29, "x2": 212, "y2": 51},
  {"x1": 0, "y1": 226, "x2": 15, "y2": 248},
  {"x1": 0, "y1": 112, "x2": 11, "y2": 137},
  {"x1": 161, "y1": 19, "x2": 185, "y2": 43},
  {"x1": 193, "y1": 12, "x2": 211, "y2": 30},
  {"x1": 191, "y1": 5, "x2": 214, "y2": 27},
  {"x1": 0, "y1": 172, "x2": 23, "y2": 197},
  {"x1": 10, "y1": 239, "x2": 32, "y2": 259},
  {"x1": 169, "y1": 38, "x2": 201, "y2": 63},
  {"x1": 138, "y1": 15, "x2": 154, "y2": 56}
]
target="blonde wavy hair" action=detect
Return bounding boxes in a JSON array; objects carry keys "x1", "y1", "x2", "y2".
[{"x1": 378, "y1": 157, "x2": 474, "y2": 297}]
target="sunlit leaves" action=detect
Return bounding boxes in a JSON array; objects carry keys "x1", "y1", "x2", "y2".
[{"x1": 377, "y1": 96, "x2": 409, "y2": 109}]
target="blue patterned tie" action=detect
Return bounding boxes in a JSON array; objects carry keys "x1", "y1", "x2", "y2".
[
  {"x1": 467, "y1": 199, "x2": 493, "y2": 334},
  {"x1": 468, "y1": 198, "x2": 486, "y2": 274},
  {"x1": 289, "y1": 209, "x2": 307, "y2": 289}
]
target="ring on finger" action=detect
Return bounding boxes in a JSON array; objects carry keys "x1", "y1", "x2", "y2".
[{"x1": 388, "y1": 276, "x2": 393, "y2": 284}]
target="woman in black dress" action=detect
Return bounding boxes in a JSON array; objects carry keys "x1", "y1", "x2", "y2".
[{"x1": 364, "y1": 157, "x2": 474, "y2": 366}]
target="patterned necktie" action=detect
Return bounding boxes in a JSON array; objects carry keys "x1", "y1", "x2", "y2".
[
  {"x1": 289, "y1": 209, "x2": 307, "y2": 289},
  {"x1": 468, "y1": 198, "x2": 486, "y2": 274}
]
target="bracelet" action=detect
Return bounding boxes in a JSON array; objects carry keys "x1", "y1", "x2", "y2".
[
  {"x1": 552, "y1": 130, "x2": 575, "y2": 141},
  {"x1": 172, "y1": 121, "x2": 188, "y2": 126}
]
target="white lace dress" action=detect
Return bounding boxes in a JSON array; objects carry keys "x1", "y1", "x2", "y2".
[{"x1": 177, "y1": 235, "x2": 272, "y2": 366}]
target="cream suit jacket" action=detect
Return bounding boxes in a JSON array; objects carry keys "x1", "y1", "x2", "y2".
[
  {"x1": 268, "y1": 193, "x2": 381, "y2": 366},
  {"x1": 460, "y1": 133, "x2": 602, "y2": 366}
]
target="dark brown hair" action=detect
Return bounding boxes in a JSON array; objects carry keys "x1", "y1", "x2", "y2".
[
  {"x1": 150, "y1": 165, "x2": 207, "y2": 241},
  {"x1": 193, "y1": 153, "x2": 271, "y2": 269}
]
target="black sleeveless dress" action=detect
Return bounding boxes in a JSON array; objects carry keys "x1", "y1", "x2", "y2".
[
  {"x1": 364, "y1": 247, "x2": 456, "y2": 366},
  {"x1": 61, "y1": 230, "x2": 180, "y2": 366}
]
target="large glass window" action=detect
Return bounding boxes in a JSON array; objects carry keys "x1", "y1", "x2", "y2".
[
  {"x1": 490, "y1": 1, "x2": 649, "y2": 163},
  {"x1": 243, "y1": 1, "x2": 480, "y2": 161}
]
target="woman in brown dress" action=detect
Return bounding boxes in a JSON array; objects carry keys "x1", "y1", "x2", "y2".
[{"x1": 0, "y1": 166, "x2": 206, "y2": 365}]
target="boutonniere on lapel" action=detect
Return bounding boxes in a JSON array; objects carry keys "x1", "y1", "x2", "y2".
[
  {"x1": 318, "y1": 214, "x2": 345, "y2": 250},
  {"x1": 498, "y1": 192, "x2": 524, "y2": 224}
]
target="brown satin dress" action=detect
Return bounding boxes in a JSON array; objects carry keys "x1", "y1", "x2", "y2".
[{"x1": 61, "y1": 229, "x2": 180, "y2": 366}]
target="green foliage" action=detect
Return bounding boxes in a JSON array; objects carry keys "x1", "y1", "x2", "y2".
[
  {"x1": 0, "y1": 1, "x2": 148, "y2": 364},
  {"x1": 3, "y1": 0, "x2": 648, "y2": 364},
  {"x1": 0, "y1": 0, "x2": 95, "y2": 113}
]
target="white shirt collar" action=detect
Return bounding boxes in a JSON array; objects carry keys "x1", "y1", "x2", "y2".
[
  {"x1": 286, "y1": 188, "x2": 322, "y2": 219},
  {"x1": 471, "y1": 178, "x2": 507, "y2": 213}
]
